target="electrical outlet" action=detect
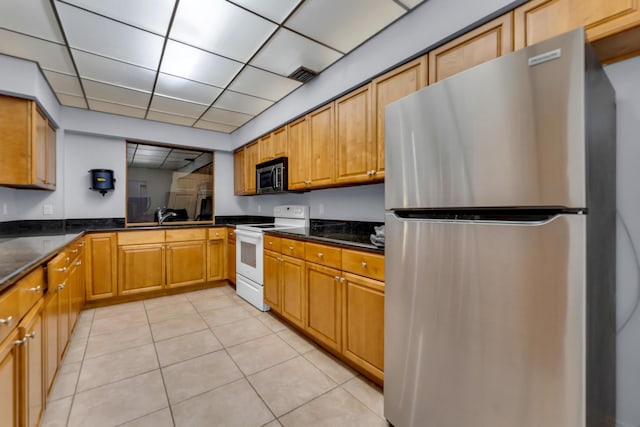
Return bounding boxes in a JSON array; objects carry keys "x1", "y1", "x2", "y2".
[{"x1": 43, "y1": 204, "x2": 53, "y2": 215}]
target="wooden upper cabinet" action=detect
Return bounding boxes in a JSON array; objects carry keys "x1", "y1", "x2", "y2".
[
  {"x1": 243, "y1": 141, "x2": 259, "y2": 194},
  {"x1": 0, "y1": 95, "x2": 56, "y2": 190},
  {"x1": 307, "y1": 104, "x2": 335, "y2": 188},
  {"x1": 429, "y1": 13, "x2": 513, "y2": 84},
  {"x1": 335, "y1": 83, "x2": 376, "y2": 185},
  {"x1": 287, "y1": 116, "x2": 310, "y2": 190},
  {"x1": 258, "y1": 133, "x2": 272, "y2": 163},
  {"x1": 271, "y1": 126, "x2": 288, "y2": 159},
  {"x1": 233, "y1": 148, "x2": 245, "y2": 195},
  {"x1": 372, "y1": 56, "x2": 427, "y2": 179},
  {"x1": 514, "y1": 0, "x2": 640, "y2": 62}
]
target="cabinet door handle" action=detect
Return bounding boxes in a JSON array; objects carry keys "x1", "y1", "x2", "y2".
[
  {"x1": 26, "y1": 331, "x2": 37, "y2": 339},
  {"x1": 71, "y1": 249, "x2": 79, "y2": 253},
  {"x1": 78, "y1": 242, "x2": 85, "y2": 247},
  {"x1": 57, "y1": 284, "x2": 65, "y2": 290},
  {"x1": 66, "y1": 257, "x2": 70, "y2": 262},
  {"x1": 268, "y1": 242, "x2": 273, "y2": 245},
  {"x1": 317, "y1": 252, "x2": 323, "y2": 258},
  {"x1": 28, "y1": 285, "x2": 42, "y2": 292},
  {"x1": 334, "y1": 276, "x2": 340, "y2": 281},
  {"x1": 56, "y1": 267, "x2": 67, "y2": 272},
  {"x1": 14, "y1": 337, "x2": 28, "y2": 346},
  {"x1": 288, "y1": 246, "x2": 294, "y2": 250},
  {"x1": 361, "y1": 261, "x2": 367, "y2": 268},
  {"x1": 0, "y1": 316, "x2": 13, "y2": 326},
  {"x1": 340, "y1": 277, "x2": 346, "y2": 283},
  {"x1": 76, "y1": 261, "x2": 82, "y2": 266}
]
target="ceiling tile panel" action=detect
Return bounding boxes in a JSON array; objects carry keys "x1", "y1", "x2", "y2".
[
  {"x1": 57, "y1": 93, "x2": 88, "y2": 109},
  {"x1": 160, "y1": 40, "x2": 243, "y2": 88},
  {"x1": 43, "y1": 70, "x2": 83, "y2": 96},
  {"x1": 250, "y1": 28, "x2": 342, "y2": 77},
  {"x1": 88, "y1": 99, "x2": 147, "y2": 118},
  {"x1": 228, "y1": 66, "x2": 301, "y2": 101},
  {"x1": 72, "y1": 49, "x2": 157, "y2": 92},
  {"x1": 82, "y1": 79, "x2": 151, "y2": 109},
  {"x1": 155, "y1": 73, "x2": 223, "y2": 105},
  {"x1": 170, "y1": 0, "x2": 277, "y2": 62},
  {"x1": 0, "y1": 0, "x2": 65, "y2": 43},
  {"x1": 56, "y1": 2, "x2": 164, "y2": 69},
  {"x1": 149, "y1": 95, "x2": 209, "y2": 118},
  {"x1": 201, "y1": 108, "x2": 253, "y2": 127},
  {"x1": 61, "y1": 0, "x2": 175, "y2": 35},
  {"x1": 147, "y1": 110, "x2": 197, "y2": 127},
  {"x1": 194, "y1": 120, "x2": 237, "y2": 133},
  {"x1": 0, "y1": 29, "x2": 75, "y2": 74},
  {"x1": 286, "y1": 0, "x2": 405, "y2": 52},
  {"x1": 229, "y1": 0, "x2": 301, "y2": 23},
  {"x1": 213, "y1": 91, "x2": 274, "y2": 116}
]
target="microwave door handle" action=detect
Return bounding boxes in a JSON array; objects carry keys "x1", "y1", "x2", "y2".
[{"x1": 271, "y1": 168, "x2": 277, "y2": 191}]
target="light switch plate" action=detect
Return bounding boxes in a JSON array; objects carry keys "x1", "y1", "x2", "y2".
[{"x1": 43, "y1": 204, "x2": 53, "y2": 215}]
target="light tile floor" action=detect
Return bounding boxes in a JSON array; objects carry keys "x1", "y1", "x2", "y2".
[{"x1": 41, "y1": 285, "x2": 387, "y2": 427}]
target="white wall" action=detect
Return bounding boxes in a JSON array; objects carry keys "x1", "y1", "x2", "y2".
[
  {"x1": 604, "y1": 56, "x2": 640, "y2": 427},
  {"x1": 63, "y1": 132, "x2": 126, "y2": 219},
  {"x1": 231, "y1": 0, "x2": 516, "y2": 148}
]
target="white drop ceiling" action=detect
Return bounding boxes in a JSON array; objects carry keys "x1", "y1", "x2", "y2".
[{"x1": 0, "y1": 0, "x2": 424, "y2": 133}]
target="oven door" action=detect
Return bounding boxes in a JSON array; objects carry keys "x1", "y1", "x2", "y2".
[
  {"x1": 235, "y1": 229, "x2": 264, "y2": 284},
  {"x1": 256, "y1": 165, "x2": 276, "y2": 194}
]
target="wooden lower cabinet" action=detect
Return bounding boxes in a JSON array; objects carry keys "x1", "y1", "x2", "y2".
[
  {"x1": 43, "y1": 290, "x2": 58, "y2": 395},
  {"x1": 0, "y1": 328, "x2": 20, "y2": 427},
  {"x1": 207, "y1": 228, "x2": 227, "y2": 282},
  {"x1": 280, "y1": 255, "x2": 305, "y2": 329},
  {"x1": 342, "y1": 273, "x2": 384, "y2": 382},
  {"x1": 227, "y1": 228, "x2": 236, "y2": 284},
  {"x1": 263, "y1": 250, "x2": 282, "y2": 312},
  {"x1": 304, "y1": 262, "x2": 342, "y2": 352},
  {"x1": 85, "y1": 233, "x2": 117, "y2": 301},
  {"x1": 19, "y1": 300, "x2": 44, "y2": 427},
  {"x1": 166, "y1": 241, "x2": 207, "y2": 288},
  {"x1": 118, "y1": 243, "x2": 165, "y2": 295}
]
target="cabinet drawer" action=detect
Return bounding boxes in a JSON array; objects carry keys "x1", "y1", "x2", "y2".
[
  {"x1": 118, "y1": 230, "x2": 165, "y2": 245},
  {"x1": 281, "y1": 238, "x2": 305, "y2": 258},
  {"x1": 166, "y1": 228, "x2": 206, "y2": 242},
  {"x1": 342, "y1": 249, "x2": 385, "y2": 282},
  {"x1": 227, "y1": 228, "x2": 236, "y2": 243},
  {"x1": 0, "y1": 283, "x2": 20, "y2": 343},
  {"x1": 17, "y1": 267, "x2": 44, "y2": 317},
  {"x1": 305, "y1": 242, "x2": 341, "y2": 269},
  {"x1": 264, "y1": 235, "x2": 281, "y2": 252},
  {"x1": 208, "y1": 228, "x2": 226, "y2": 240}
]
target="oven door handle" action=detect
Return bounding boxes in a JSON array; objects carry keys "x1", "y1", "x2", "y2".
[
  {"x1": 234, "y1": 229, "x2": 262, "y2": 239},
  {"x1": 271, "y1": 168, "x2": 277, "y2": 191}
]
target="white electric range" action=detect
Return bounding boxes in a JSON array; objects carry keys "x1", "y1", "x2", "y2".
[{"x1": 235, "y1": 205, "x2": 309, "y2": 311}]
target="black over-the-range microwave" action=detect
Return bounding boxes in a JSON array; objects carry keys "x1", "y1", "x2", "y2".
[{"x1": 256, "y1": 157, "x2": 288, "y2": 194}]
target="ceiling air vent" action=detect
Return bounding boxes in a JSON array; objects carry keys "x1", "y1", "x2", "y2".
[{"x1": 288, "y1": 66, "x2": 318, "y2": 83}]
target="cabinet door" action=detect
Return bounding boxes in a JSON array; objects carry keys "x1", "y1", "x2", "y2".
[
  {"x1": 244, "y1": 141, "x2": 259, "y2": 194},
  {"x1": 228, "y1": 239, "x2": 236, "y2": 284},
  {"x1": 166, "y1": 241, "x2": 207, "y2": 288},
  {"x1": 32, "y1": 106, "x2": 47, "y2": 187},
  {"x1": 264, "y1": 250, "x2": 282, "y2": 313},
  {"x1": 258, "y1": 134, "x2": 273, "y2": 163},
  {"x1": 335, "y1": 84, "x2": 375, "y2": 185},
  {"x1": 305, "y1": 263, "x2": 342, "y2": 352},
  {"x1": 0, "y1": 95, "x2": 30, "y2": 186},
  {"x1": 207, "y1": 232, "x2": 227, "y2": 282},
  {"x1": 20, "y1": 300, "x2": 44, "y2": 427},
  {"x1": 281, "y1": 255, "x2": 305, "y2": 329},
  {"x1": 308, "y1": 104, "x2": 335, "y2": 188},
  {"x1": 0, "y1": 328, "x2": 20, "y2": 427},
  {"x1": 342, "y1": 273, "x2": 384, "y2": 383},
  {"x1": 429, "y1": 13, "x2": 513, "y2": 84},
  {"x1": 43, "y1": 291, "x2": 58, "y2": 395},
  {"x1": 85, "y1": 233, "x2": 117, "y2": 301},
  {"x1": 67, "y1": 261, "x2": 81, "y2": 334},
  {"x1": 372, "y1": 56, "x2": 427, "y2": 178},
  {"x1": 118, "y1": 244, "x2": 165, "y2": 295},
  {"x1": 233, "y1": 149, "x2": 245, "y2": 195},
  {"x1": 56, "y1": 278, "x2": 70, "y2": 362},
  {"x1": 272, "y1": 126, "x2": 287, "y2": 159},
  {"x1": 287, "y1": 116, "x2": 310, "y2": 190},
  {"x1": 46, "y1": 123, "x2": 56, "y2": 187}
]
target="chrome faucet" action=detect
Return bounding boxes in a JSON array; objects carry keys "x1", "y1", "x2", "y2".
[{"x1": 156, "y1": 207, "x2": 177, "y2": 225}]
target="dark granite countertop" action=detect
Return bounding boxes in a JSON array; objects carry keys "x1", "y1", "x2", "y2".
[{"x1": 0, "y1": 233, "x2": 83, "y2": 292}]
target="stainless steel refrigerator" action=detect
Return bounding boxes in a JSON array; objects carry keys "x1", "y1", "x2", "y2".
[{"x1": 384, "y1": 29, "x2": 616, "y2": 427}]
